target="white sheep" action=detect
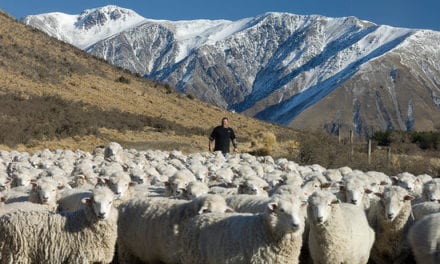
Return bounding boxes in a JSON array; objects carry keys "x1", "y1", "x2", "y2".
[
  {"x1": 117, "y1": 194, "x2": 233, "y2": 263},
  {"x1": 28, "y1": 177, "x2": 64, "y2": 210},
  {"x1": 391, "y1": 172, "x2": 423, "y2": 202},
  {"x1": 179, "y1": 194, "x2": 307, "y2": 264},
  {"x1": 367, "y1": 185, "x2": 415, "y2": 264},
  {"x1": 408, "y1": 212, "x2": 440, "y2": 264},
  {"x1": 0, "y1": 171, "x2": 11, "y2": 192},
  {"x1": 412, "y1": 201, "x2": 440, "y2": 221},
  {"x1": 183, "y1": 181, "x2": 209, "y2": 200},
  {"x1": 307, "y1": 190, "x2": 375, "y2": 264},
  {"x1": 339, "y1": 177, "x2": 372, "y2": 211},
  {"x1": 165, "y1": 169, "x2": 196, "y2": 197},
  {"x1": 0, "y1": 186, "x2": 118, "y2": 263}
]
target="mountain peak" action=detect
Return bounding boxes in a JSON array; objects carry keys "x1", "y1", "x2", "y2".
[{"x1": 75, "y1": 5, "x2": 143, "y2": 30}]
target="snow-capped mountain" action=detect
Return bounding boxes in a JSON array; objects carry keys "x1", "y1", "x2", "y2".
[{"x1": 23, "y1": 5, "x2": 440, "y2": 136}]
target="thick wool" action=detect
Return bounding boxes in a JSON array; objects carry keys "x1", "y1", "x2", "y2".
[
  {"x1": 117, "y1": 194, "x2": 231, "y2": 263},
  {"x1": 367, "y1": 187, "x2": 414, "y2": 264},
  {"x1": 308, "y1": 203, "x2": 374, "y2": 264},
  {"x1": 180, "y1": 212, "x2": 303, "y2": 264},
  {"x1": 0, "y1": 198, "x2": 118, "y2": 263}
]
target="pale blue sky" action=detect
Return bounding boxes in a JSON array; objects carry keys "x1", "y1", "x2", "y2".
[{"x1": 1, "y1": 0, "x2": 439, "y2": 31}]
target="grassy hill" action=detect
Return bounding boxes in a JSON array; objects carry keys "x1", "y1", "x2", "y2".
[
  {"x1": 0, "y1": 10, "x2": 299, "y2": 157},
  {"x1": 2, "y1": 10, "x2": 440, "y2": 177}
]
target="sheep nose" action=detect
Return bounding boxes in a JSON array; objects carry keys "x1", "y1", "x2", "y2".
[
  {"x1": 292, "y1": 223, "x2": 299, "y2": 229},
  {"x1": 317, "y1": 216, "x2": 324, "y2": 223},
  {"x1": 351, "y1": 199, "x2": 357, "y2": 204},
  {"x1": 387, "y1": 213, "x2": 394, "y2": 220},
  {"x1": 98, "y1": 212, "x2": 106, "y2": 219}
]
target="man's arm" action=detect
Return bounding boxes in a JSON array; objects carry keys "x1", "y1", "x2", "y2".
[{"x1": 209, "y1": 138, "x2": 214, "y2": 152}]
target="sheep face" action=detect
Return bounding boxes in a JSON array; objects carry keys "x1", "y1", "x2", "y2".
[
  {"x1": 32, "y1": 181, "x2": 59, "y2": 205},
  {"x1": 89, "y1": 188, "x2": 114, "y2": 220},
  {"x1": 197, "y1": 195, "x2": 233, "y2": 214},
  {"x1": 0, "y1": 175, "x2": 11, "y2": 191},
  {"x1": 107, "y1": 177, "x2": 131, "y2": 199},
  {"x1": 307, "y1": 191, "x2": 339, "y2": 225},
  {"x1": 268, "y1": 198, "x2": 307, "y2": 233},
  {"x1": 343, "y1": 179, "x2": 367, "y2": 206},
  {"x1": 377, "y1": 186, "x2": 413, "y2": 221},
  {"x1": 424, "y1": 182, "x2": 440, "y2": 202}
]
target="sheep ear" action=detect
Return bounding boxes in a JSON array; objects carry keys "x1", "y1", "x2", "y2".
[
  {"x1": 375, "y1": 192, "x2": 384, "y2": 199},
  {"x1": 225, "y1": 207, "x2": 234, "y2": 213},
  {"x1": 380, "y1": 181, "x2": 389, "y2": 186},
  {"x1": 57, "y1": 186, "x2": 65, "y2": 190},
  {"x1": 129, "y1": 182, "x2": 137, "y2": 187},
  {"x1": 0, "y1": 196, "x2": 5, "y2": 202},
  {"x1": 321, "y1": 182, "x2": 332, "y2": 189},
  {"x1": 404, "y1": 195, "x2": 414, "y2": 201},
  {"x1": 365, "y1": 188, "x2": 373, "y2": 194},
  {"x1": 331, "y1": 199, "x2": 340, "y2": 204},
  {"x1": 267, "y1": 202, "x2": 278, "y2": 212}
]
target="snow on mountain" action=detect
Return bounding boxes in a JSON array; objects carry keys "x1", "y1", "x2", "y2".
[
  {"x1": 23, "y1": 5, "x2": 146, "y2": 49},
  {"x1": 22, "y1": 5, "x2": 440, "y2": 135}
]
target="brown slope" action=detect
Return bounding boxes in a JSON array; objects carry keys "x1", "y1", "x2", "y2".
[
  {"x1": 289, "y1": 53, "x2": 440, "y2": 137},
  {"x1": 0, "y1": 10, "x2": 299, "y2": 156}
]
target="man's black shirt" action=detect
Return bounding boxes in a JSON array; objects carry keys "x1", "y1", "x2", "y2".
[{"x1": 209, "y1": 126, "x2": 236, "y2": 154}]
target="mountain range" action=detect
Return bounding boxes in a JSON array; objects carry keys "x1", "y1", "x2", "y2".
[{"x1": 23, "y1": 5, "x2": 440, "y2": 137}]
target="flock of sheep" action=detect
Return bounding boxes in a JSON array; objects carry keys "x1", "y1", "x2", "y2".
[{"x1": 0, "y1": 141, "x2": 439, "y2": 263}]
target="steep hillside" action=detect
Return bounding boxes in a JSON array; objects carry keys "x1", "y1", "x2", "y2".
[{"x1": 0, "y1": 10, "x2": 298, "y2": 156}]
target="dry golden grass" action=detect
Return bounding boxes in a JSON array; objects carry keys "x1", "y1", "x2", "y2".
[{"x1": 0, "y1": 10, "x2": 299, "y2": 158}]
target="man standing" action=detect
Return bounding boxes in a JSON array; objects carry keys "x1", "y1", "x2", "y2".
[{"x1": 209, "y1": 117, "x2": 238, "y2": 156}]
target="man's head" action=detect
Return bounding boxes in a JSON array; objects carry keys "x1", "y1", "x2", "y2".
[{"x1": 221, "y1": 117, "x2": 229, "y2": 128}]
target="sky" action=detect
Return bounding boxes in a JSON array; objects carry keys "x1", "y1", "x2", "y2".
[{"x1": 1, "y1": 0, "x2": 439, "y2": 31}]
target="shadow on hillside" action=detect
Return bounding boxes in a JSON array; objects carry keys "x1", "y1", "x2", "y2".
[{"x1": 0, "y1": 93, "x2": 207, "y2": 147}]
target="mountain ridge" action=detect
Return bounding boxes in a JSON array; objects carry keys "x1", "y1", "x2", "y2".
[{"x1": 22, "y1": 5, "x2": 440, "y2": 136}]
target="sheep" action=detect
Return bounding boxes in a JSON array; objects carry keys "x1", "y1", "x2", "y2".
[
  {"x1": 57, "y1": 188, "x2": 93, "y2": 212},
  {"x1": 179, "y1": 194, "x2": 307, "y2": 264},
  {"x1": 0, "y1": 171, "x2": 11, "y2": 192},
  {"x1": 103, "y1": 170, "x2": 135, "y2": 200},
  {"x1": 28, "y1": 177, "x2": 64, "y2": 210},
  {"x1": 307, "y1": 190, "x2": 375, "y2": 264},
  {"x1": 226, "y1": 191, "x2": 305, "y2": 214},
  {"x1": 339, "y1": 177, "x2": 372, "y2": 211},
  {"x1": 0, "y1": 186, "x2": 118, "y2": 263},
  {"x1": 117, "y1": 194, "x2": 233, "y2": 263},
  {"x1": 391, "y1": 172, "x2": 423, "y2": 202},
  {"x1": 412, "y1": 201, "x2": 440, "y2": 221},
  {"x1": 183, "y1": 181, "x2": 209, "y2": 200},
  {"x1": 104, "y1": 141, "x2": 127, "y2": 163},
  {"x1": 236, "y1": 176, "x2": 270, "y2": 197},
  {"x1": 367, "y1": 185, "x2": 415, "y2": 264},
  {"x1": 408, "y1": 212, "x2": 440, "y2": 264},
  {"x1": 165, "y1": 169, "x2": 196, "y2": 197},
  {"x1": 420, "y1": 179, "x2": 440, "y2": 203}
]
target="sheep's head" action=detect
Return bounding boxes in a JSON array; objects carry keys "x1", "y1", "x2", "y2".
[
  {"x1": 375, "y1": 186, "x2": 413, "y2": 221},
  {"x1": 107, "y1": 172, "x2": 133, "y2": 199},
  {"x1": 31, "y1": 179, "x2": 62, "y2": 205},
  {"x1": 267, "y1": 195, "x2": 307, "y2": 233},
  {"x1": 424, "y1": 181, "x2": 440, "y2": 202},
  {"x1": 196, "y1": 194, "x2": 234, "y2": 214},
  {"x1": 85, "y1": 187, "x2": 115, "y2": 220},
  {"x1": 307, "y1": 190, "x2": 339, "y2": 225}
]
